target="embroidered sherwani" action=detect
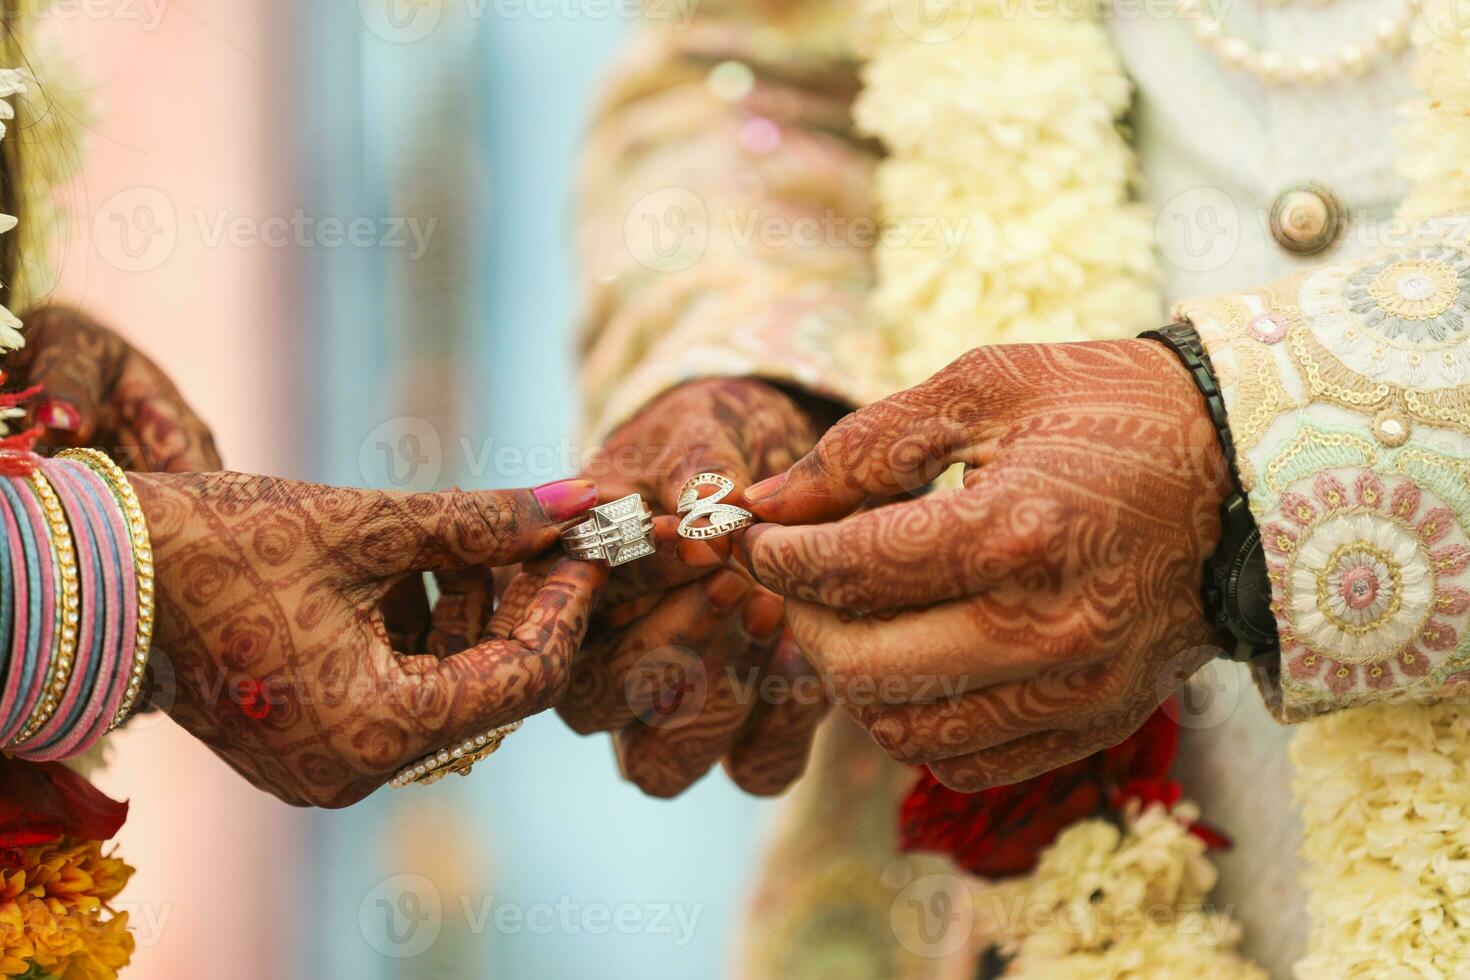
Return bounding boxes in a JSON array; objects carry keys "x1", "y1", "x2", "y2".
[{"x1": 576, "y1": 3, "x2": 1470, "y2": 976}]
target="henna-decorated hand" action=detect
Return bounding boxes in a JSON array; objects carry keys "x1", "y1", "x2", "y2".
[
  {"x1": 740, "y1": 341, "x2": 1232, "y2": 792},
  {"x1": 557, "y1": 378, "x2": 836, "y2": 797},
  {"x1": 130, "y1": 472, "x2": 605, "y2": 808},
  {"x1": 8, "y1": 306, "x2": 221, "y2": 472}
]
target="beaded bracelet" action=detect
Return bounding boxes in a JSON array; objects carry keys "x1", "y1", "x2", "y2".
[{"x1": 59, "y1": 449, "x2": 153, "y2": 731}]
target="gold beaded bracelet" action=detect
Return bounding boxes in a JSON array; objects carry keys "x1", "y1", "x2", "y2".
[
  {"x1": 59, "y1": 449, "x2": 154, "y2": 732},
  {"x1": 13, "y1": 468, "x2": 80, "y2": 744}
]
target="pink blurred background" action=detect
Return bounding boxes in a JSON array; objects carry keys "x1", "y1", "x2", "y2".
[{"x1": 42, "y1": 3, "x2": 304, "y2": 976}]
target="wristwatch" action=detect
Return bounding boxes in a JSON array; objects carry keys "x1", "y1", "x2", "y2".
[{"x1": 1140, "y1": 324, "x2": 1280, "y2": 663}]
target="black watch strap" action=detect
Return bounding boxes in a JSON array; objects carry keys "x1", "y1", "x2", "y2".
[{"x1": 1140, "y1": 324, "x2": 1280, "y2": 662}]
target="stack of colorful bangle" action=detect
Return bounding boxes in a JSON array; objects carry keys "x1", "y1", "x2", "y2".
[{"x1": 0, "y1": 448, "x2": 153, "y2": 760}]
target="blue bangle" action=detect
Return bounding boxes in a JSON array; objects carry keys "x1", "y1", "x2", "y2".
[
  {"x1": 30, "y1": 462, "x2": 107, "y2": 751},
  {"x1": 0, "y1": 478, "x2": 14, "y2": 711},
  {"x1": 0, "y1": 476, "x2": 44, "y2": 741}
]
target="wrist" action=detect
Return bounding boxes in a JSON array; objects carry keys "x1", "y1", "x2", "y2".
[{"x1": 1137, "y1": 328, "x2": 1279, "y2": 661}]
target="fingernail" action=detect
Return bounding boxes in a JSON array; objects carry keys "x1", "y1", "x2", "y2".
[
  {"x1": 744, "y1": 473, "x2": 786, "y2": 502},
  {"x1": 33, "y1": 398, "x2": 80, "y2": 434},
  {"x1": 734, "y1": 523, "x2": 769, "y2": 570},
  {"x1": 742, "y1": 592, "x2": 784, "y2": 639},
  {"x1": 533, "y1": 478, "x2": 599, "y2": 522},
  {"x1": 705, "y1": 569, "x2": 752, "y2": 612}
]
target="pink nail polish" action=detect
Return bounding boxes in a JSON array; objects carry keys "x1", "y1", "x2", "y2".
[
  {"x1": 744, "y1": 473, "x2": 786, "y2": 502},
  {"x1": 534, "y1": 478, "x2": 599, "y2": 522},
  {"x1": 33, "y1": 398, "x2": 81, "y2": 434}
]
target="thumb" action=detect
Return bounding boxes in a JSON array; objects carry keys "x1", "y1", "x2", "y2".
[
  {"x1": 347, "y1": 478, "x2": 600, "y2": 582},
  {"x1": 741, "y1": 397, "x2": 970, "y2": 526}
]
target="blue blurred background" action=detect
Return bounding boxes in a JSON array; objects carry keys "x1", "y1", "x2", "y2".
[{"x1": 300, "y1": 5, "x2": 773, "y2": 977}]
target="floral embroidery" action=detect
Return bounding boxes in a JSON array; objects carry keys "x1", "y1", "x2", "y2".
[{"x1": 1263, "y1": 471, "x2": 1470, "y2": 698}]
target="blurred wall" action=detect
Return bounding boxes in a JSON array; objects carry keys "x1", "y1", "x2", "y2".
[{"x1": 42, "y1": 2, "x2": 307, "y2": 977}]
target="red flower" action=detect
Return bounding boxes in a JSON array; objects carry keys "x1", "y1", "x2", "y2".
[
  {"x1": 899, "y1": 705, "x2": 1225, "y2": 878},
  {"x1": 0, "y1": 754, "x2": 128, "y2": 865}
]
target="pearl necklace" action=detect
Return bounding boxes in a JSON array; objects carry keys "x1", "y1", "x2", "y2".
[{"x1": 1176, "y1": 0, "x2": 1421, "y2": 85}]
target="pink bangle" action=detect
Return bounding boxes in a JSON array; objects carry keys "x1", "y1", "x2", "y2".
[
  {"x1": 0, "y1": 477, "x2": 32, "y2": 745},
  {"x1": 21, "y1": 460, "x2": 123, "y2": 760},
  {"x1": 0, "y1": 472, "x2": 59, "y2": 747},
  {"x1": 73, "y1": 460, "x2": 136, "y2": 756},
  {"x1": 16, "y1": 460, "x2": 100, "y2": 753}
]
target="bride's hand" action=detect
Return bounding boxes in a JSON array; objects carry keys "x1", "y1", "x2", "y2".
[
  {"x1": 10, "y1": 306, "x2": 221, "y2": 472},
  {"x1": 741, "y1": 341, "x2": 1231, "y2": 791},
  {"x1": 556, "y1": 378, "x2": 832, "y2": 797},
  {"x1": 131, "y1": 473, "x2": 604, "y2": 807}
]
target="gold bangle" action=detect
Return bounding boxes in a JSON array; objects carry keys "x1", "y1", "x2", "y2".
[
  {"x1": 58, "y1": 449, "x2": 154, "y2": 732},
  {"x1": 14, "y1": 469, "x2": 80, "y2": 744}
]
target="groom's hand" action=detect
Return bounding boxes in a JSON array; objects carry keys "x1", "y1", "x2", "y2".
[
  {"x1": 740, "y1": 341, "x2": 1232, "y2": 791},
  {"x1": 557, "y1": 378, "x2": 834, "y2": 797},
  {"x1": 133, "y1": 473, "x2": 604, "y2": 808}
]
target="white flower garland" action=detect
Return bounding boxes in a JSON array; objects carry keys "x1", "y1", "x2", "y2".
[
  {"x1": 1286, "y1": 7, "x2": 1470, "y2": 978},
  {"x1": 853, "y1": 0, "x2": 1162, "y2": 389},
  {"x1": 857, "y1": 0, "x2": 1470, "y2": 974}
]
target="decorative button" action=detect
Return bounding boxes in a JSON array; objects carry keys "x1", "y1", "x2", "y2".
[{"x1": 1270, "y1": 181, "x2": 1344, "y2": 257}]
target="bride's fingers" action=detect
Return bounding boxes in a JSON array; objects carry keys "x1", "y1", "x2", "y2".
[
  {"x1": 426, "y1": 567, "x2": 500, "y2": 658},
  {"x1": 381, "y1": 574, "x2": 432, "y2": 653},
  {"x1": 558, "y1": 571, "x2": 749, "y2": 735},
  {"x1": 386, "y1": 559, "x2": 606, "y2": 757},
  {"x1": 614, "y1": 615, "x2": 764, "y2": 798},
  {"x1": 723, "y1": 632, "x2": 830, "y2": 796},
  {"x1": 601, "y1": 516, "x2": 728, "y2": 607},
  {"x1": 341, "y1": 478, "x2": 599, "y2": 584}
]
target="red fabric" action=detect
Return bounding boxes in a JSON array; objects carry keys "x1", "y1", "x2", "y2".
[
  {"x1": 0, "y1": 754, "x2": 128, "y2": 864},
  {"x1": 898, "y1": 705, "x2": 1227, "y2": 878}
]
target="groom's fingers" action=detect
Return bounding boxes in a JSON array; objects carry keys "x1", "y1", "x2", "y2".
[
  {"x1": 744, "y1": 394, "x2": 971, "y2": 526},
  {"x1": 386, "y1": 559, "x2": 607, "y2": 756},
  {"x1": 343, "y1": 478, "x2": 599, "y2": 583},
  {"x1": 743, "y1": 468, "x2": 1044, "y2": 612}
]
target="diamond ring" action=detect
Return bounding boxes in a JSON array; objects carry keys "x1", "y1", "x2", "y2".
[
  {"x1": 560, "y1": 493, "x2": 656, "y2": 566},
  {"x1": 675, "y1": 473, "x2": 754, "y2": 540}
]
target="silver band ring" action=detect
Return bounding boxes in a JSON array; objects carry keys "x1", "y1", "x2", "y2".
[
  {"x1": 560, "y1": 493, "x2": 656, "y2": 566},
  {"x1": 675, "y1": 473, "x2": 754, "y2": 540}
]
